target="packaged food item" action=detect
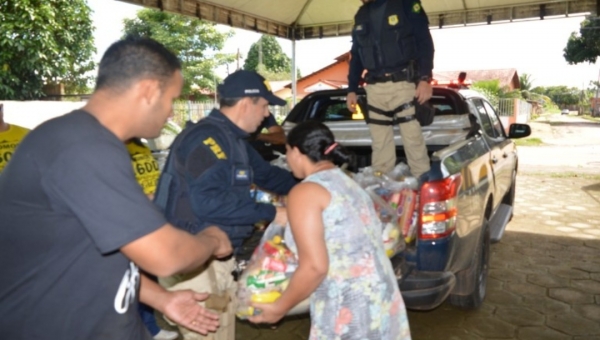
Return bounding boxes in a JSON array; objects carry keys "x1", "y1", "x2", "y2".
[
  {"x1": 365, "y1": 184, "x2": 404, "y2": 257},
  {"x1": 354, "y1": 164, "x2": 421, "y2": 256},
  {"x1": 250, "y1": 185, "x2": 287, "y2": 207},
  {"x1": 396, "y1": 188, "x2": 418, "y2": 243},
  {"x1": 236, "y1": 223, "x2": 297, "y2": 319}
]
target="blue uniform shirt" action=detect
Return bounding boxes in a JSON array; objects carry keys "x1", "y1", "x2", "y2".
[
  {"x1": 179, "y1": 109, "x2": 296, "y2": 247},
  {"x1": 348, "y1": 0, "x2": 434, "y2": 92}
]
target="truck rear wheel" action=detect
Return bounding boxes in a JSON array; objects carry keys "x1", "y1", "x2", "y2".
[{"x1": 449, "y1": 220, "x2": 490, "y2": 309}]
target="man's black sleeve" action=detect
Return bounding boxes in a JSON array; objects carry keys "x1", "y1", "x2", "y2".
[
  {"x1": 186, "y1": 142, "x2": 277, "y2": 227},
  {"x1": 247, "y1": 142, "x2": 297, "y2": 195},
  {"x1": 348, "y1": 30, "x2": 364, "y2": 92},
  {"x1": 408, "y1": 0, "x2": 435, "y2": 78}
]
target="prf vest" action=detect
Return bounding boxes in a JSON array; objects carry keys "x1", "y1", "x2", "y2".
[
  {"x1": 154, "y1": 114, "x2": 253, "y2": 248},
  {"x1": 353, "y1": 0, "x2": 416, "y2": 74}
]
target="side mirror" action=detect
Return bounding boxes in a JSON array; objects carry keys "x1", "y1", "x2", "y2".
[{"x1": 508, "y1": 123, "x2": 531, "y2": 139}]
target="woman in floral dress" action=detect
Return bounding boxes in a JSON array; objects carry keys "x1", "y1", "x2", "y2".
[{"x1": 248, "y1": 121, "x2": 411, "y2": 340}]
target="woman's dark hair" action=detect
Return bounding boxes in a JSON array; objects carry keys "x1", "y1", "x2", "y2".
[
  {"x1": 95, "y1": 36, "x2": 181, "y2": 92},
  {"x1": 286, "y1": 121, "x2": 352, "y2": 166}
]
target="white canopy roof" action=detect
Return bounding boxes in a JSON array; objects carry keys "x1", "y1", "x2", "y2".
[{"x1": 118, "y1": 0, "x2": 597, "y2": 39}]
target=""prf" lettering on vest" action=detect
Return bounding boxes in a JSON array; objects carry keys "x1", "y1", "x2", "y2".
[{"x1": 203, "y1": 137, "x2": 227, "y2": 159}]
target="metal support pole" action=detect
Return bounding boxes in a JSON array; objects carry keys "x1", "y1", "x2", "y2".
[
  {"x1": 291, "y1": 40, "x2": 297, "y2": 106},
  {"x1": 595, "y1": 69, "x2": 600, "y2": 116}
]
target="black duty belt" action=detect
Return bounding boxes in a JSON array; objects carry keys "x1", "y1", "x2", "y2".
[
  {"x1": 366, "y1": 101, "x2": 415, "y2": 126},
  {"x1": 365, "y1": 68, "x2": 412, "y2": 84}
]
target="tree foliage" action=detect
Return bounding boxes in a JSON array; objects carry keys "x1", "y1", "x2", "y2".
[
  {"x1": 123, "y1": 9, "x2": 235, "y2": 99},
  {"x1": 563, "y1": 16, "x2": 600, "y2": 65},
  {"x1": 0, "y1": 0, "x2": 96, "y2": 99},
  {"x1": 519, "y1": 73, "x2": 533, "y2": 91},
  {"x1": 243, "y1": 35, "x2": 300, "y2": 80},
  {"x1": 531, "y1": 86, "x2": 581, "y2": 106}
]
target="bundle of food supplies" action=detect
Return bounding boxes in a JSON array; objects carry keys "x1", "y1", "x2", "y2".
[
  {"x1": 353, "y1": 163, "x2": 420, "y2": 256},
  {"x1": 235, "y1": 222, "x2": 297, "y2": 319},
  {"x1": 250, "y1": 184, "x2": 287, "y2": 207}
]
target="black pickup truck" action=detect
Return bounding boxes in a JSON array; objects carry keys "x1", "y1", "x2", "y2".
[{"x1": 280, "y1": 85, "x2": 531, "y2": 310}]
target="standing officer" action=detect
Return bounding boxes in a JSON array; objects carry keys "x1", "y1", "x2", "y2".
[
  {"x1": 346, "y1": 0, "x2": 434, "y2": 179},
  {"x1": 154, "y1": 70, "x2": 297, "y2": 340}
]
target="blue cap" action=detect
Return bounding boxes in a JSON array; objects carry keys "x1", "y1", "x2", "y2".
[{"x1": 217, "y1": 70, "x2": 286, "y2": 106}]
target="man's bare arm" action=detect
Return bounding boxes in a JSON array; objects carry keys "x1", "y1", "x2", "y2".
[
  {"x1": 121, "y1": 225, "x2": 231, "y2": 277},
  {"x1": 140, "y1": 274, "x2": 220, "y2": 335},
  {"x1": 256, "y1": 125, "x2": 286, "y2": 145}
]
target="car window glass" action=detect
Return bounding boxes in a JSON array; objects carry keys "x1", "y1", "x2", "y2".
[
  {"x1": 482, "y1": 101, "x2": 505, "y2": 137},
  {"x1": 430, "y1": 94, "x2": 458, "y2": 115},
  {"x1": 313, "y1": 95, "x2": 367, "y2": 122},
  {"x1": 471, "y1": 99, "x2": 497, "y2": 137}
]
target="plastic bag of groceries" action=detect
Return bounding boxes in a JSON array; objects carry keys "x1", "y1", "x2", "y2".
[
  {"x1": 383, "y1": 164, "x2": 420, "y2": 244},
  {"x1": 354, "y1": 164, "x2": 419, "y2": 254},
  {"x1": 235, "y1": 222, "x2": 298, "y2": 319},
  {"x1": 364, "y1": 181, "x2": 406, "y2": 258},
  {"x1": 250, "y1": 184, "x2": 287, "y2": 207}
]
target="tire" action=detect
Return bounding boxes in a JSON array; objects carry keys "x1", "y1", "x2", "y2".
[{"x1": 449, "y1": 220, "x2": 490, "y2": 309}]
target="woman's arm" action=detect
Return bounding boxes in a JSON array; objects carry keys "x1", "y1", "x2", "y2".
[{"x1": 248, "y1": 182, "x2": 331, "y2": 324}]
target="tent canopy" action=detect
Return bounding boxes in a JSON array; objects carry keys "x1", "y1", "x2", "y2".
[{"x1": 118, "y1": 0, "x2": 598, "y2": 39}]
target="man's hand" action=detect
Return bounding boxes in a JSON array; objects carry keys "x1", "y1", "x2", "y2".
[
  {"x1": 415, "y1": 81, "x2": 433, "y2": 104},
  {"x1": 273, "y1": 206, "x2": 288, "y2": 226},
  {"x1": 346, "y1": 92, "x2": 358, "y2": 112},
  {"x1": 247, "y1": 301, "x2": 288, "y2": 325},
  {"x1": 199, "y1": 227, "x2": 232, "y2": 259},
  {"x1": 162, "y1": 290, "x2": 220, "y2": 335}
]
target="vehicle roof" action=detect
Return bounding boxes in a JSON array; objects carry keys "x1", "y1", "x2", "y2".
[{"x1": 456, "y1": 88, "x2": 487, "y2": 100}]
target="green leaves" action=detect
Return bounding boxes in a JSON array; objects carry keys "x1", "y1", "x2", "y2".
[
  {"x1": 563, "y1": 16, "x2": 600, "y2": 65},
  {"x1": 0, "y1": 0, "x2": 96, "y2": 99},
  {"x1": 122, "y1": 9, "x2": 235, "y2": 99},
  {"x1": 531, "y1": 86, "x2": 581, "y2": 106},
  {"x1": 243, "y1": 35, "x2": 297, "y2": 80}
]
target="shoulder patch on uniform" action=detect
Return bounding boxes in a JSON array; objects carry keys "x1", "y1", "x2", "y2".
[
  {"x1": 412, "y1": 2, "x2": 422, "y2": 13},
  {"x1": 355, "y1": 24, "x2": 363, "y2": 31},
  {"x1": 388, "y1": 14, "x2": 399, "y2": 26},
  {"x1": 202, "y1": 137, "x2": 227, "y2": 159}
]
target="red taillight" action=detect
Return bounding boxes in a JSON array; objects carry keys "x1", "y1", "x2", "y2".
[{"x1": 418, "y1": 174, "x2": 462, "y2": 240}]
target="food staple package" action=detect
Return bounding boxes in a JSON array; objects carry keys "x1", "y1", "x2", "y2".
[
  {"x1": 235, "y1": 223, "x2": 297, "y2": 319},
  {"x1": 354, "y1": 164, "x2": 419, "y2": 254}
]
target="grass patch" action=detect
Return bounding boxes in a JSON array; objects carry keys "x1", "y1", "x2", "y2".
[
  {"x1": 514, "y1": 137, "x2": 544, "y2": 146},
  {"x1": 580, "y1": 115, "x2": 600, "y2": 123}
]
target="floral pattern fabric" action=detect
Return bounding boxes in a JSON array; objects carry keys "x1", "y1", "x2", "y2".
[{"x1": 285, "y1": 168, "x2": 411, "y2": 340}]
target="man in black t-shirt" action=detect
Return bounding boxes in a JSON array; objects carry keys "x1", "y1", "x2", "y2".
[{"x1": 0, "y1": 37, "x2": 232, "y2": 340}]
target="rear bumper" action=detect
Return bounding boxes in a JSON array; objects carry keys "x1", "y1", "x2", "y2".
[
  {"x1": 392, "y1": 252, "x2": 456, "y2": 311},
  {"x1": 400, "y1": 270, "x2": 456, "y2": 310}
]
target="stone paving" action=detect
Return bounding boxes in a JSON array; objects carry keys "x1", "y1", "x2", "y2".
[{"x1": 232, "y1": 173, "x2": 600, "y2": 340}]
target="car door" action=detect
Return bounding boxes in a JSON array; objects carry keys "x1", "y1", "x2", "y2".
[{"x1": 470, "y1": 98, "x2": 514, "y2": 209}]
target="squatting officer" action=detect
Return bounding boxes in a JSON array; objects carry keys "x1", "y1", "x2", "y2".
[
  {"x1": 346, "y1": 0, "x2": 435, "y2": 179},
  {"x1": 153, "y1": 70, "x2": 297, "y2": 340}
]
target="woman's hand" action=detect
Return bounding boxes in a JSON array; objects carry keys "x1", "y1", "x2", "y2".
[{"x1": 247, "y1": 301, "x2": 288, "y2": 325}]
